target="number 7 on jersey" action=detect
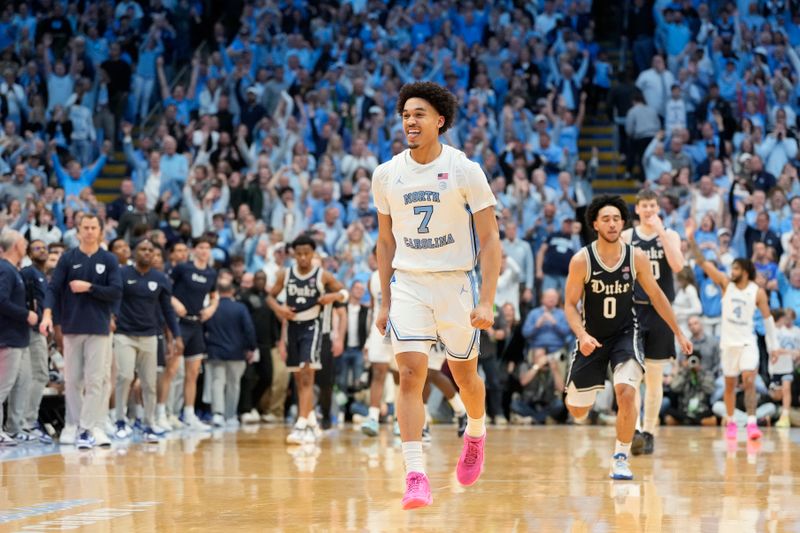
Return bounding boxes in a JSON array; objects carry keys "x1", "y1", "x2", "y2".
[{"x1": 413, "y1": 205, "x2": 434, "y2": 234}]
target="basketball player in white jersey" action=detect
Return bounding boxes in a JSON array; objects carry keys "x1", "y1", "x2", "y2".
[
  {"x1": 686, "y1": 219, "x2": 778, "y2": 441},
  {"x1": 372, "y1": 82, "x2": 501, "y2": 509},
  {"x1": 621, "y1": 189, "x2": 684, "y2": 455}
]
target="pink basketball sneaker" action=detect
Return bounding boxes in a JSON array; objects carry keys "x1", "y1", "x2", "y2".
[
  {"x1": 456, "y1": 433, "x2": 485, "y2": 486},
  {"x1": 401, "y1": 472, "x2": 432, "y2": 510},
  {"x1": 726, "y1": 421, "x2": 738, "y2": 440},
  {"x1": 746, "y1": 422, "x2": 762, "y2": 441}
]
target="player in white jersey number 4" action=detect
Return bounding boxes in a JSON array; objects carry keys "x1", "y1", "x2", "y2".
[
  {"x1": 686, "y1": 218, "x2": 779, "y2": 441},
  {"x1": 371, "y1": 82, "x2": 501, "y2": 510}
]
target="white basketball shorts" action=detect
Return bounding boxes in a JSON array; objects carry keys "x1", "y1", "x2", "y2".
[
  {"x1": 720, "y1": 344, "x2": 759, "y2": 377},
  {"x1": 365, "y1": 327, "x2": 392, "y2": 364},
  {"x1": 387, "y1": 270, "x2": 480, "y2": 361}
]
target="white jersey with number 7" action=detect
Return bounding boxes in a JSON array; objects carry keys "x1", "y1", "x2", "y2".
[{"x1": 371, "y1": 144, "x2": 496, "y2": 273}]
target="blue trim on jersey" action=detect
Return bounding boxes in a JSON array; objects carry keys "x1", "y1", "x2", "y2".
[
  {"x1": 467, "y1": 270, "x2": 479, "y2": 307},
  {"x1": 464, "y1": 204, "x2": 478, "y2": 267},
  {"x1": 443, "y1": 328, "x2": 479, "y2": 360},
  {"x1": 389, "y1": 319, "x2": 438, "y2": 343}
]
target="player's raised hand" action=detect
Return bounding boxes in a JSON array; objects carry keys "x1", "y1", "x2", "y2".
[
  {"x1": 470, "y1": 303, "x2": 494, "y2": 330},
  {"x1": 677, "y1": 334, "x2": 693, "y2": 356},
  {"x1": 647, "y1": 213, "x2": 665, "y2": 233},
  {"x1": 578, "y1": 332, "x2": 602, "y2": 356},
  {"x1": 684, "y1": 217, "x2": 697, "y2": 240}
]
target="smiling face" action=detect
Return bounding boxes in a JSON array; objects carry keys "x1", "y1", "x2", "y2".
[{"x1": 401, "y1": 97, "x2": 444, "y2": 150}]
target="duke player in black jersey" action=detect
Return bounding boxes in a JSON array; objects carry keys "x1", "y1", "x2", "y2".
[
  {"x1": 267, "y1": 235, "x2": 348, "y2": 445},
  {"x1": 161, "y1": 237, "x2": 218, "y2": 431},
  {"x1": 621, "y1": 190, "x2": 684, "y2": 456},
  {"x1": 564, "y1": 195, "x2": 692, "y2": 480}
]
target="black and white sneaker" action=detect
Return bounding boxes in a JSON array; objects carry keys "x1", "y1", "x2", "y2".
[
  {"x1": 631, "y1": 430, "x2": 645, "y2": 456},
  {"x1": 11, "y1": 431, "x2": 37, "y2": 444},
  {"x1": 642, "y1": 432, "x2": 654, "y2": 455},
  {"x1": 0, "y1": 431, "x2": 19, "y2": 447},
  {"x1": 457, "y1": 414, "x2": 468, "y2": 438}
]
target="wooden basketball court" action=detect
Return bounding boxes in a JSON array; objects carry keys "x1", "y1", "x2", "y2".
[{"x1": 1, "y1": 425, "x2": 798, "y2": 531}]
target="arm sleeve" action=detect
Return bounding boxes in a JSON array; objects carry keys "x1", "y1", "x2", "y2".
[
  {"x1": 460, "y1": 157, "x2": 496, "y2": 213},
  {"x1": 521, "y1": 308, "x2": 539, "y2": 340},
  {"x1": 51, "y1": 152, "x2": 67, "y2": 186},
  {"x1": 242, "y1": 306, "x2": 257, "y2": 350},
  {"x1": 84, "y1": 154, "x2": 108, "y2": 186},
  {"x1": 371, "y1": 163, "x2": 390, "y2": 215},
  {"x1": 159, "y1": 280, "x2": 181, "y2": 338},
  {"x1": 523, "y1": 246, "x2": 534, "y2": 290},
  {"x1": 0, "y1": 272, "x2": 30, "y2": 323},
  {"x1": 45, "y1": 254, "x2": 67, "y2": 310},
  {"x1": 88, "y1": 257, "x2": 123, "y2": 303},
  {"x1": 554, "y1": 310, "x2": 573, "y2": 338}
]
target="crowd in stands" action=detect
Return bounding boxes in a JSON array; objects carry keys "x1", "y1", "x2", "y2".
[{"x1": 0, "y1": 0, "x2": 799, "y2": 440}]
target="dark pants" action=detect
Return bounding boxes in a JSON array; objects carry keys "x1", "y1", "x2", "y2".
[
  {"x1": 632, "y1": 36, "x2": 655, "y2": 75},
  {"x1": 478, "y1": 354, "x2": 505, "y2": 418},
  {"x1": 238, "y1": 343, "x2": 273, "y2": 414},
  {"x1": 628, "y1": 136, "x2": 653, "y2": 180},
  {"x1": 511, "y1": 397, "x2": 567, "y2": 424},
  {"x1": 316, "y1": 335, "x2": 335, "y2": 422}
]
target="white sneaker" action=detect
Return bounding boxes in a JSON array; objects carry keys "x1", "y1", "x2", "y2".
[
  {"x1": 609, "y1": 453, "x2": 634, "y2": 480},
  {"x1": 167, "y1": 415, "x2": 185, "y2": 430},
  {"x1": 114, "y1": 421, "x2": 133, "y2": 439},
  {"x1": 225, "y1": 417, "x2": 240, "y2": 428},
  {"x1": 301, "y1": 427, "x2": 317, "y2": 444},
  {"x1": 0, "y1": 431, "x2": 19, "y2": 447},
  {"x1": 60, "y1": 424, "x2": 77, "y2": 445},
  {"x1": 261, "y1": 413, "x2": 280, "y2": 424},
  {"x1": 286, "y1": 427, "x2": 306, "y2": 444},
  {"x1": 241, "y1": 409, "x2": 260, "y2": 424},
  {"x1": 211, "y1": 414, "x2": 225, "y2": 428},
  {"x1": 185, "y1": 415, "x2": 211, "y2": 431},
  {"x1": 93, "y1": 428, "x2": 111, "y2": 447},
  {"x1": 154, "y1": 415, "x2": 172, "y2": 433}
]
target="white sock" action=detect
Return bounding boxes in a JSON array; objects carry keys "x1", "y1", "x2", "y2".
[
  {"x1": 183, "y1": 406, "x2": 194, "y2": 419},
  {"x1": 307, "y1": 411, "x2": 318, "y2": 427},
  {"x1": 368, "y1": 407, "x2": 380, "y2": 422},
  {"x1": 465, "y1": 414, "x2": 486, "y2": 438},
  {"x1": 295, "y1": 417, "x2": 307, "y2": 430},
  {"x1": 614, "y1": 440, "x2": 632, "y2": 458},
  {"x1": 747, "y1": 415, "x2": 757, "y2": 425},
  {"x1": 156, "y1": 404, "x2": 166, "y2": 418},
  {"x1": 402, "y1": 441, "x2": 425, "y2": 474},
  {"x1": 448, "y1": 394, "x2": 467, "y2": 417},
  {"x1": 424, "y1": 404, "x2": 432, "y2": 424}
]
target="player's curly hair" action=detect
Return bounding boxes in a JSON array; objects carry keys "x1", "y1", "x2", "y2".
[
  {"x1": 396, "y1": 82, "x2": 458, "y2": 135},
  {"x1": 585, "y1": 194, "x2": 630, "y2": 229},
  {"x1": 291, "y1": 234, "x2": 317, "y2": 251},
  {"x1": 732, "y1": 258, "x2": 756, "y2": 281}
]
